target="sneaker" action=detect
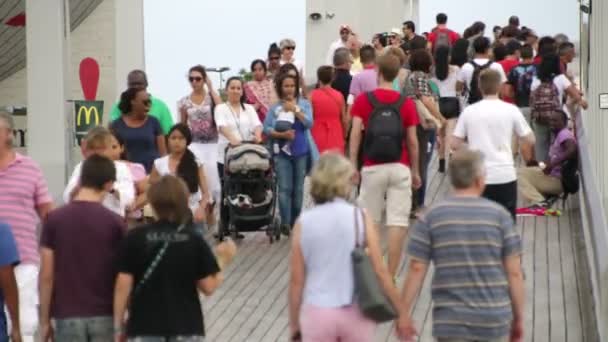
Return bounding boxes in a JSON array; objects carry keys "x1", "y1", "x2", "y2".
[
  {"x1": 438, "y1": 159, "x2": 446, "y2": 173},
  {"x1": 529, "y1": 200, "x2": 550, "y2": 209}
]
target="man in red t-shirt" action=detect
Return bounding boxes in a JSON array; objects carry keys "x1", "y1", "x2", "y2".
[
  {"x1": 349, "y1": 53, "x2": 421, "y2": 279},
  {"x1": 498, "y1": 40, "x2": 522, "y2": 104},
  {"x1": 427, "y1": 13, "x2": 460, "y2": 51}
]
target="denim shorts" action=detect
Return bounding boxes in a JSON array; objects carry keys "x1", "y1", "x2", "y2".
[{"x1": 54, "y1": 316, "x2": 113, "y2": 342}]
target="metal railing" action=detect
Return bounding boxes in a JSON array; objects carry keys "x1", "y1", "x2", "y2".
[{"x1": 574, "y1": 110, "x2": 608, "y2": 341}]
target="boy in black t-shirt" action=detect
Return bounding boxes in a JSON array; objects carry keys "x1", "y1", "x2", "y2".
[{"x1": 114, "y1": 175, "x2": 237, "y2": 340}]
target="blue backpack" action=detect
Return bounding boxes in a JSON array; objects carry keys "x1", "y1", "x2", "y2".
[{"x1": 512, "y1": 64, "x2": 537, "y2": 107}]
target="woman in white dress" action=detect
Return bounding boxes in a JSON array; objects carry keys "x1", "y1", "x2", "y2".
[{"x1": 178, "y1": 65, "x2": 222, "y2": 214}]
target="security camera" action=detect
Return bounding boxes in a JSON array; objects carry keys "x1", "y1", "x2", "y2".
[{"x1": 309, "y1": 12, "x2": 322, "y2": 21}]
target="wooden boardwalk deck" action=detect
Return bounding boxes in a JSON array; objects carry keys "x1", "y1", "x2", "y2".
[{"x1": 201, "y1": 156, "x2": 596, "y2": 341}]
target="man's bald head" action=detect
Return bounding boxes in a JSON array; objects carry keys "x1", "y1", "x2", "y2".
[{"x1": 127, "y1": 70, "x2": 148, "y2": 90}]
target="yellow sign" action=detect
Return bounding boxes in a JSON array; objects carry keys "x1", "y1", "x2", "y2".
[{"x1": 76, "y1": 105, "x2": 100, "y2": 126}]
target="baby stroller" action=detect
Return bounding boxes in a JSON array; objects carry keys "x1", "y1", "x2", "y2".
[{"x1": 218, "y1": 143, "x2": 281, "y2": 243}]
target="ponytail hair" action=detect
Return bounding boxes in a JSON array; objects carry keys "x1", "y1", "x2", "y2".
[{"x1": 168, "y1": 124, "x2": 200, "y2": 194}]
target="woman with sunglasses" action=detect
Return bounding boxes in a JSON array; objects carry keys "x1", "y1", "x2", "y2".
[
  {"x1": 244, "y1": 59, "x2": 277, "y2": 123},
  {"x1": 178, "y1": 65, "x2": 223, "y2": 224},
  {"x1": 280, "y1": 38, "x2": 308, "y2": 97},
  {"x1": 267, "y1": 43, "x2": 282, "y2": 80},
  {"x1": 110, "y1": 87, "x2": 167, "y2": 173}
]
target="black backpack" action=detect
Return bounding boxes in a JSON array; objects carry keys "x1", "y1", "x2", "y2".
[
  {"x1": 561, "y1": 153, "x2": 580, "y2": 199},
  {"x1": 363, "y1": 92, "x2": 406, "y2": 163},
  {"x1": 468, "y1": 60, "x2": 493, "y2": 104}
]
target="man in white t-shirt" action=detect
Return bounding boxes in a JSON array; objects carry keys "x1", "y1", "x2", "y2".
[
  {"x1": 457, "y1": 36, "x2": 508, "y2": 105},
  {"x1": 325, "y1": 25, "x2": 352, "y2": 65},
  {"x1": 452, "y1": 69, "x2": 535, "y2": 220}
]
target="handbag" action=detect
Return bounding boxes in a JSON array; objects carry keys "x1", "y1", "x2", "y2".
[
  {"x1": 352, "y1": 208, "x2": 398, "y2": 322},
  {"x1": 405, "y1": 73, "x2": 442, "y2": 130}
]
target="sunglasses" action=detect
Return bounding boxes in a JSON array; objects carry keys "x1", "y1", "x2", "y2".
[
  {"x1": 269, "y1": 56, "x2": 280, "y2": 61},
  {"x1": 284, "y1": 46, "x2": 296, "y2": 50},
  {"x1": 189, "y1": 76, "x2": 203, "y2": 83},
  {"x1": 340, "y1": 31, "x2": 350, "y2": 35}
]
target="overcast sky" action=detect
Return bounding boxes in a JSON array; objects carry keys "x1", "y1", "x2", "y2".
[{"x1": 144, "y1": 0, "x2": 579, "y2": 119}]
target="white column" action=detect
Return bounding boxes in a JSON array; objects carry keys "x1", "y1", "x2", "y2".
[
  {"x1": 586, "y1": 0, "x2": 608, "y2": 204},
  {"x1": 25, "y1": 0, "x2": 69, "y2": 200},
  {"x1": 113, "y1": 0, "x2": 145, "y2": 97},
  {"x1": 581, "y1": 1, "x2": 608, "y2": 337}
]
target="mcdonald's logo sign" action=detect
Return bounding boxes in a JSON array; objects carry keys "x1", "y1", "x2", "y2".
[
  {"x1": 74, "y1": 100, "x2": 104, "y2": 145},
  {"x1": 76, "y1": 105, "x2": 100, "y2": 126}
]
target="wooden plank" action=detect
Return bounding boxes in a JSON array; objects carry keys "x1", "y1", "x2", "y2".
[
  {"x1": 546, "y1": 216, "x2": 566, "y2": 342},
  {"x1": 417, "y1": 266, "x2": 435, "y2": 342},
  {"x1": 533, "y1": 217, "x2": 550, "y2": 342},
  {"x1": 225, "y1": 250, "x2": 290, "y2": 341},
  {"x1": 520, "y1": 216, "x2": 535, "y2": 342},
  {"x1": 260, "y1": 292, "x2": 289, "y2": 341},
  {"x1": 557, "y1": 206, "x2": 583, "y2": 341},
  {"x1": 567, "y1": 205, "x2": 598, "y2": 342},
  {"x1": 205, "y1": 235, "x2": 284, "y2": 330},
  {"x1": 209, "y1": 241, "x2": 290, "y2": 341},
  {"x1": 204, "y1": 234, "x2": 275, "y2": 313},
  {"x1": 235, "y1": 270, "x2": 289, "y2": 341}
]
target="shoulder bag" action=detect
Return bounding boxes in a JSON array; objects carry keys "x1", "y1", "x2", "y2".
[{"x1": 352, "y1": 207, "x2": 398, "y2": 322}]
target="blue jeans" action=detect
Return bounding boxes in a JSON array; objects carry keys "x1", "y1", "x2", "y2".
[
  {"x1": 54, "y1": 316, "x2": 113, "y2": 341},
  {"x1": 275, "y1": 154, "x2": 307, "y2": 226}
]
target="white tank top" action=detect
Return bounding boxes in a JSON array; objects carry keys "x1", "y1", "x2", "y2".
[
  {"x1": 433, "y1": 65, "x2": 460, "y2": 98},
  {"x1": 154, "y1": 156, "x2": 202, "y2": 212},
  {"x1": 299, "y1": 198, "x2": 365, "y2": 308}
]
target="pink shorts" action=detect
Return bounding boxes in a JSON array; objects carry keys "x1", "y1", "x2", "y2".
[{"x1": 300, "y1": 304, "x2": 376, "y2": 342}]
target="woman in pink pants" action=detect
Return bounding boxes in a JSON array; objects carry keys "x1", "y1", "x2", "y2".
[{"x1": 288, "y1": 153, "x2": 402, "y2": 341}]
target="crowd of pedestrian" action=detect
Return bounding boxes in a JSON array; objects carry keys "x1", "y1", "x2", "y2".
[{"x1": 0, "y1": 10, "x2": 587, "y2": 342}]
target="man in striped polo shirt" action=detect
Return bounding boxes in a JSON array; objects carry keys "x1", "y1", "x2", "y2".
[
  {"x1": 0, "y1": 112, "x2": 54, "y2": 341},
  {"x1": 397, "y1": 149, "x2": 524, "y2": 342}
]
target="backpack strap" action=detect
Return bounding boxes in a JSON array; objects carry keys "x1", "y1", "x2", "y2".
[
  {"x1": 482, "y1": 61, "x2": 493, "y2": 68},
  {"x1": 392, "y1": 94, "x2": 407, "y2": 112},
  {"x1": 366, "y1": 91, "x2": 381, "y2": 108}
]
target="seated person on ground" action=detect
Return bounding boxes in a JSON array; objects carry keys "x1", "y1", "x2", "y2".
[{"x1": 517, "y1": 110, "x2": 577, "y2": 207}]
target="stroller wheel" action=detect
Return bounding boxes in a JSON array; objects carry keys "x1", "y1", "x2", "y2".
[{"x1": 274, "y1": 218, "x2": 282, "y2": 240}]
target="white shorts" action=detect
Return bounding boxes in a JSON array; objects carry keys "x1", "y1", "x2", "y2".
[
  {"x1": 5, "y1": 264, "x2": 39, "y2": 341},
  {"x1": 189, "y1": 142, "x2": 221, "y2": 203}
]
